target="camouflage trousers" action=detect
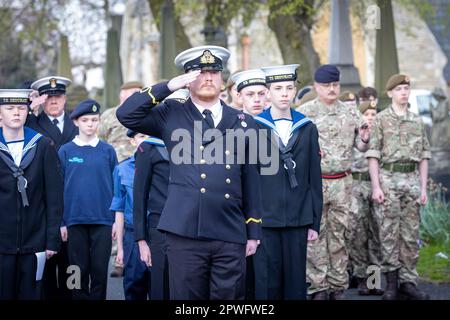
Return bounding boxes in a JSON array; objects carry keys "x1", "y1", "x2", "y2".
[
  {"x1": 373, "y1": 169, "x2": 421, "y2": 285},
  {"x1": 307, "y1": 175, "x2": 352, "y2": 294},
  {"x1": 345, "y1": 180, "x2": 382, "y2": 278}
]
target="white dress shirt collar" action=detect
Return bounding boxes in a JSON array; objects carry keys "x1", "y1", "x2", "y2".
[
  {"x1": 192, "y1": 100, "x2": 223, "y2": 127},
  {"x1": 73, "y1": 135, "x2": 100, "y2": 147}
]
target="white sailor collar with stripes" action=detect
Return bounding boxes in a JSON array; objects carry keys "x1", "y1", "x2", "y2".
[
  {"x1": 254, "y1": 107, "x2": 312, "y2": 135},
  {"x1": 0, "y1": 126, "x2": 43, "y2": 160}
]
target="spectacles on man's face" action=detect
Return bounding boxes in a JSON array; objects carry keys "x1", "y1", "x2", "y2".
[{"x1": 318, "y1": 82, "x2": 340, "y2": 89}]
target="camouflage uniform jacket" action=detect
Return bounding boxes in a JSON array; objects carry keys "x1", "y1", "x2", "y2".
[
  {"x1": 98, "y1": 106, "x2": 134, "y2": 163},
  {"x1": 299, "y1": 98, "x2": 364, "y2": 174},
  {"x1": 365, "y1": 106, "x2": 431, "y2": 163}
]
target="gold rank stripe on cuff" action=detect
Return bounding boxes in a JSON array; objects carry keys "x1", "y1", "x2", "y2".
[
  {"x1": 140, "y1": 86, "x2": 158, "y2": 105},
  {"x1": 246, "y1": 218, "x2": 262, "y2": 224}
]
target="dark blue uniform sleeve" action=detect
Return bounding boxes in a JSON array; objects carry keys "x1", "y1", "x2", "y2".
[
  {"x1": 242, "y1": 116, "x2": 262, "y2": 240},
  {"x1": 309, "y1": 124, "x2": 323, "y2": 233},
  {"x1": 133, "y1": 143, "x2": 153, "y2": 241},
  {"x1": 43, "y1": 139, "x2": 64, "y2": 251},
  {"x1": 57, "y1": 147, "x2": 67, "y2": 227},
  {"x1": 110, "y1": 166, "x2": 126, "y2": 212},
  {"x1": 116, "y1": 82, "x2": 173, "y2": 139}
]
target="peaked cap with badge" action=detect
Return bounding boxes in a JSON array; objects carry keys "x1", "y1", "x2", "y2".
[{"x1": 31, "y1": 76, "x2": 72, "y2": 96}]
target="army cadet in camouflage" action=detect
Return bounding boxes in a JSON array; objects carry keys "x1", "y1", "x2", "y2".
[
  {"x1": 367, "y1": 74, "x2": 431, "y2": 300},
  {"x1": 297, "y1": 65, "x2": 370, "y2": 300},
  {"x1": 98, "y1": 81, "x2": 143, "y2": 163},
  {"x1": 346, "y1": 101, "x2": 384, "y2": 296},
  {"x1": 98, "y1": 81, "x2": 143, "y2": 278}
]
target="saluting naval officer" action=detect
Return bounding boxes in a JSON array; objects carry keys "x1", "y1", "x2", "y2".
[
  {"x1": 252, "y1": 65, "x2": 323, "y2": 300},
  {"x1": 117, "y1": 45, "x2": 263, "y2": 300},
  {"x1": 26, "y1": 76, "x2": 77, "y2": 300}
]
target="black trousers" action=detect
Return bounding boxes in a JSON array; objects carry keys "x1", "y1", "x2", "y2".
[
  {"x1": 166, "y1": 232, "x2": 246, "y2": 300},
  {"x1": 147, "y1": 214, "x2": 169, "y2": 300},
  {"x1": 42, "y1": 242, "x2": 71, "y2": 300},
  {"x1": 253, "y1": 227, "x2": 308, "y2": 300},
  {"x1": 0, "y1": 254, "x2": 42, "y2": 300},
  {"x1": 67, "y1": 224, "x2": 112, "y2": 300}
]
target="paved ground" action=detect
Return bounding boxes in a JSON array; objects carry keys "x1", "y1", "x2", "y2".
[{"x1": 106, "y1": 257, "x2": 450, "y2": 300}]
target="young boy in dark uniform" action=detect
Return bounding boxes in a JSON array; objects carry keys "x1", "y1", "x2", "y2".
[
  {"x1": 253, "y1": 65, "x2": 323, "y2": 300},
  {"x1": 58, "y1": 99, "x2": 117, "y2": 300},
  {"x1": 111, "y1": 130, "x2": 150, "y2": 300},
  {"x1": 0, "y1": 89, "x2": 63, "y2": 300}
]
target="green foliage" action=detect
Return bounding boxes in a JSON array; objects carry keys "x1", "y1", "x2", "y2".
[
  {"x1": 267, "y1": 0, "x2": 318, "y2": 20},
  {"x1": 420, "y1": 179, "x2": 450, "y2": 246},
  {"x1": 417, "y1": 244, "x2": 450, "y2": 283}
]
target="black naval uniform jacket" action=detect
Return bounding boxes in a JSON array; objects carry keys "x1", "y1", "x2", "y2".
[
  {"x1": 117, "y1": 82, "x2": 262, "y2": 244},
  {"x1": 26, "y1": 111, "x2": 78, "y2": 150},
  {"x1": 133, "y1": 137, "x2": 170, "y2": 241},
  {"x1": 254, "y1": 109, "x2": 323, "y2": 232},
  {"x1": 0, "y1": 127, "x2": 64, "y2": 254}
]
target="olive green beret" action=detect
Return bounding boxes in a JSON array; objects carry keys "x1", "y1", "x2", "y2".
[
  {"x1": 385, "y1": 74, "x2": 410, "y2": 91},
  {"x1": 339, "y1": 91, "x2": 356, "y2": 102},
  {"x1": 359, "y1": 100, "x2": 377, "y2": 114}
]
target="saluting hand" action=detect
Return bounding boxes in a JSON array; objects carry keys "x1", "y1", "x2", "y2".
[
  {"x1": 167, "y1": 70, "x2": 201, "y2": 92},
  {"x1": 138, "y1": 240, "x2": 152, "y2": 267},
  {"x1": 29, "y1": 92, "x2": 47, "y2": 116}
]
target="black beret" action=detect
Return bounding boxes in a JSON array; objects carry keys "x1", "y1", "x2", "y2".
[
  {"x1": 70, "y1": 99, "x2": 101, "y2": 120},
  {"x1": 314, "y1": 64, "x2": 340, "y2": 83},
  {"x1": 126, "y1": 129, "x2": 138, "y2": 138}
]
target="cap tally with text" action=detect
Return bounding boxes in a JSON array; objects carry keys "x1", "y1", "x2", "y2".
[
  {"x1": 70, "y1": 99, "x2": 101, "y2": 120},
  {"x1": 174, "y1": 45, "x2": 230, "y2": 72},
  {"x1": 0, "y1": 89, "x2": 32, "y2": 105},
  {"x1": 31, "y1": 76, "x2": 72, "y2": 96},
  {"x1": 261, "y1": 64, "x2": 299, "y2": 84},
  {"x1": 385, "y1": 74, "x2": 410, "y2": 91},
  {"x1": 231, "y1": 69, "x2": 266, "y2": 92},
  {"x1": 314, "y1": 64, "x2": 340, "y2": 83}
]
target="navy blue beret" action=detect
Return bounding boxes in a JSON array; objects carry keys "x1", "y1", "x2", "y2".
[
  {"x1": 314, "y1": 64, "x2": 340, "y2": 83},
  {"x1": 126, "y1": 129, "x2": 137, "y2": 138},
  {"x1": 70, "y1": 99, "x2": 101, "y2": 119}
]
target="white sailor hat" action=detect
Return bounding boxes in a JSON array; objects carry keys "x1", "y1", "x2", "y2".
[
  {"x1": 231, "y1": 69, "x2": 266, "y2": 92},
  {"x1": 165, "y1": 88, "x2": 190, "y2": 103},
  {"x1": 0, "y1": 89, "x2": 32, "y2": 105},
  {"x1": 31, "y1": 76, "x2": 72, "y2": 96},
  {"x1": 174, "y1": 45, "x2": 230, "y2": 72},
  {"x1": 261, "y1": 64, "x2": 300, "y2": 83}
]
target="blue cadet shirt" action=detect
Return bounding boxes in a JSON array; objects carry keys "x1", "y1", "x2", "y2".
[
  {"x1": 58, "y1": 137, "x2": 118, "y2": 227},
  {"x1": 110, "y1": 156, "x2": 135, "y2": 226}
]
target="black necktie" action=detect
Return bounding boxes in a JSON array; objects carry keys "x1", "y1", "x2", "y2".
[
  {"x1": 52, "y1": 118, "x2": 59, "y2": 126},
  {"x1": 202, "y1": 109, "x2": 215, "y2": 128}
]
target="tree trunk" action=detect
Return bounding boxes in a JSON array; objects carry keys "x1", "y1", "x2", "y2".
[
  {"x1": 147, "y1": 0, "x2": 191, "y2": 52},
  {"x1": 267, "y1": 5, "x2": 321, "y2": 85}
]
